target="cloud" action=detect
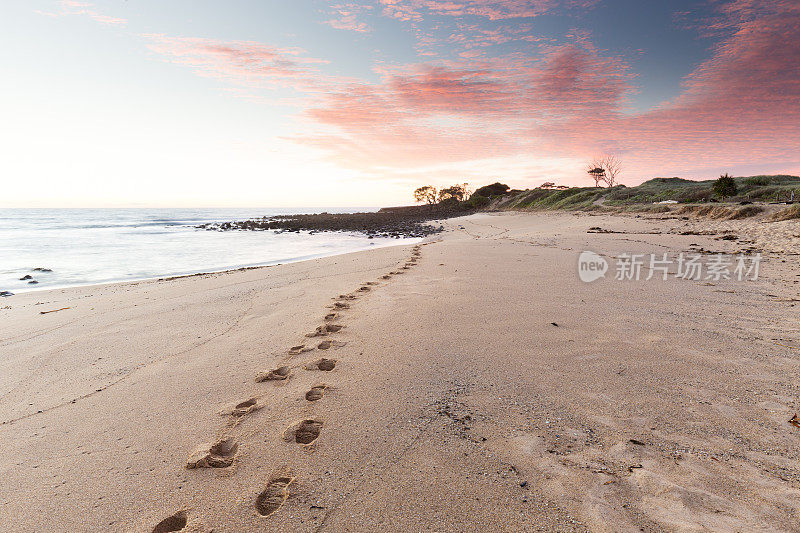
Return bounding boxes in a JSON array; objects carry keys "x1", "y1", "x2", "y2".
[
  {"x1": 295, "y1": 39, "x2": 633, "y2": 171},
  {"x1": 379, "y1": 0, "x2": 597, "y2": 21},
  {"x1": 142, "y1": 35, "x2": 332, "y2": 91},
  {"x1": 139, "y1": 0, "x2": 800, "y2": 184},
  {"x1": 44, "y1": 0, "x2": 127, "y2": 25},
  {"x1": 325, "y1": 3, "x2": 373, "y2": 32},
  {"x1": 592, "y1": 0, "x2": 800, "y2": 172}
]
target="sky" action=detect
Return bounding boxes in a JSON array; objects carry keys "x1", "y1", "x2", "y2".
[{"x1": 2, "y1": 0, "x2": 799, "y2": 207}]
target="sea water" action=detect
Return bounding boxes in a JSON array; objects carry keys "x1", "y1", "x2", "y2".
[{"x1": 0, "y1": 208, "x2": 417, "y2": 293}]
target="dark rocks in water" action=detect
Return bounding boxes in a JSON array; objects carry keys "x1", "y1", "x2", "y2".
[
  {"x1": 32, "y1": 268, "x2": 52, "y2": 272},
  {"x1": 28, "y1": 280, "x2": 39, "y2": 284},
  {"x1": 20, "y1": 275, "x2": 32, "y2": 280},
  {"x1": 196, "y1": 203, "x2": 475, "y2": 239},
  {"x1": 0, "y1": 291, "x2": 13, "y2": 297}
]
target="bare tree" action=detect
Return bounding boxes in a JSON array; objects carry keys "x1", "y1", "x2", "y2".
[
  {"x1": 600, "y1": 155, "x2": 622, "y2": 187},
  {"x1": 413, "y1": 185, "x2": 438, "y2": 205},
  {"x1": 586, "y1": 155, "x2": 622, "y2": 187}
]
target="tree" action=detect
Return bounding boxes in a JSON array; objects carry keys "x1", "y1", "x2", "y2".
[
  {"x1": 587, "y1": 155, "x2": 622, "y2": 187},
  {"x1": 413, "y1": 185, "x2": 438, "y2": 205},
  {"x1": 438, "y1": 183, "x2": 470, "y2": 202},
  {"x1": 461, "y1": 182, "x2": 473, "y2": 200},
  {"x1": 587, "y1": 164, "x2": 606, "y2": 187},
  {"x1": 600, "y1": 155, "x2": 622, "y2": 187},
  {"x1": 713, "y1": 173, "x2": 738, "y2": 198},
  {"x1": 539, "y1": 181, "x2": 556, "y2": 189}
]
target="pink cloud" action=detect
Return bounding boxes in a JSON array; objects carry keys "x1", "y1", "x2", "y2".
[
  {"x1": 297, "y1": 0, "x2": 800, "y2": 182},
  {"x1": 388, "y1": 65, "x2": 516, "y2": 114},
  {"x1": 325, "y1": 3, "x2": 373, "y2": 32},
  {"x1": 293, "y1": 39, "x2": 632, "y2": 171},
  {"x1": 581, "y1": 0, "x2": 800, "y2": 174},
  {"x1": 142, "y1": 35, "x2": 333, "y2": 91},
  {"x1": 138, "y1": 0, "x2": 800, "y2": 185},
  {"x1": 49, "y1": 0, "x2": 127, "y2": 25}
]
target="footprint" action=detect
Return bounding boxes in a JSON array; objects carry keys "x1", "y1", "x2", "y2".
[
  {"x1": 336, "y1": 294, "x2": 357, "y2": 300},
  {"x1": 381, "y1": 275, "x2": 392, "y2": 280},
  {"x1": 256, "y1": 476, "x2": 295, "y2": 517},
  {"x1": 305, "y1": 385, "x2": 327, "y2": 401},
  {"x1": 232, "y1": 398, "x2": 259, "y2": 417},
  {"x1": 152, "y1": 510, "x2": 187, "y2": 533},
  {"x1": 289, "y1": 344, "x2": 313, "y2": 355},
  {"x1": 358, "y1": 286, "x2": 371, "y2": 292},
  {"x1": 366, "y1": 281, "x2": 378, "y2": 285},
  {"x1": 306, "y1": 326, "x2": 326, "y2": 338},
  {"x1": 306, "y1": 358, "x2": 336, "y2": 371},
  {"x1": 317, "y1": 340, "x2": 345, "y2": 350},
  {"x1": 255, "y1": 366, "x2": 291, "y2": 382},
  {"x1": 285, "y1": 419, "x2": 323, "y2": 445},
  {"x1": 332, "y1": 302, "x2": 350, "y2": 309},
  {"x1": 186, "y1": 437, "x2": 239, "y2": 469},
  {"x1": 306, "y1": 323, "x2": 344, "y2": 337},
  {"x1": 324, "y1": 312, "x2": 338, "y2": 321}
]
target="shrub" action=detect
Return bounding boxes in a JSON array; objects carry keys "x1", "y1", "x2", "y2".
[
  {"x1": 466, "y1": 195, "x2": 490, "y2": 208},
  {"x1": 713, "y1": 174, "x2": 738, "y2": 198},
  {"x1": 474, "y1": 182, "x2": 510, "y2": 197},
  {"x1": 745, "y1": 176, "x2": 772, "y2": 186},
  {"x1": 437, "y1": 197, "x2": 460, "y2": 209}
]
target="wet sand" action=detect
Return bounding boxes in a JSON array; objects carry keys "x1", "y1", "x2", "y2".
[{"x1": 1, "y1": 211, "x2": 799, "y2": 532}]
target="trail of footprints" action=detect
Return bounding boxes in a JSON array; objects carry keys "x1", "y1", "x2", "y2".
[{"x1": 153, "y1": 244, "x2": 427, "y2": 531}]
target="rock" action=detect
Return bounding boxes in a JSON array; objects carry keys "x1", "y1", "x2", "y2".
[
  {"x1": 20, "y1": 275, "x2": 32, "y2": 280},
  {"x1": 28, "y1": 280, "x2": 39, "y2": 284},
  {"x1": 0, "y1": 291, "x2": 14, "y2": 297},
  {"x1": 32, "y1": 268, "x2": 52, "y2": 272}
]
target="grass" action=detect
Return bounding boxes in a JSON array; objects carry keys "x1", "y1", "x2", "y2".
[
  {"x1": 497, "y1": 175, "x2": 800, "y2": 213},
  {"x1": 504, "y1": 187, "x2": 604, "y2": 210},
  {"x1": 769, "y1": 204, "x2": 800, "y2": 221}
]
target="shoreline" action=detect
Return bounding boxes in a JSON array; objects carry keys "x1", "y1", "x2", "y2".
[
  {"x1": 2, "y1": 234, "x2": 423, "y2": 296},
  {"x1": 2, "y1": 211, "x2": 799, "y2": 531}
]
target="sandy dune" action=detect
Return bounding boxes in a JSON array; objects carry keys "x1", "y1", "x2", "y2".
[{"x1": 1, "y1": 211, "x2": 799, "y2": 532}]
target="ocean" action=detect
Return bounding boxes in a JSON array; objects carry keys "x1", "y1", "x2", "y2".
[{"x1": 0, "y1": 208, "x2": 418, "y2": 294}]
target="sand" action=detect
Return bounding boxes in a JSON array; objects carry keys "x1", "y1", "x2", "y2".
[{"x1": 1, "y1": 211, "x2": 799, "y2": 532}]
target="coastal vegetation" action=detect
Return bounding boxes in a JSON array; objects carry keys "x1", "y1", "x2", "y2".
[
  {"x1": 204, "y1": 175, "x2": 799, "y2": 240},
  {"x1": 496, "y1": 174, "x2": 800, "y2": 213},
  {"x1": 413, "y1": 173, "x2": 798, "y2": 219},
  {"x1": 713, "y1": 173, "x2": 738, "y2": 198}
]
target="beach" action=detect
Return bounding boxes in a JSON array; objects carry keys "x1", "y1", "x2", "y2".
[{"x1": 1, "y1": 210, "x2": 799, "y2": 532}]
